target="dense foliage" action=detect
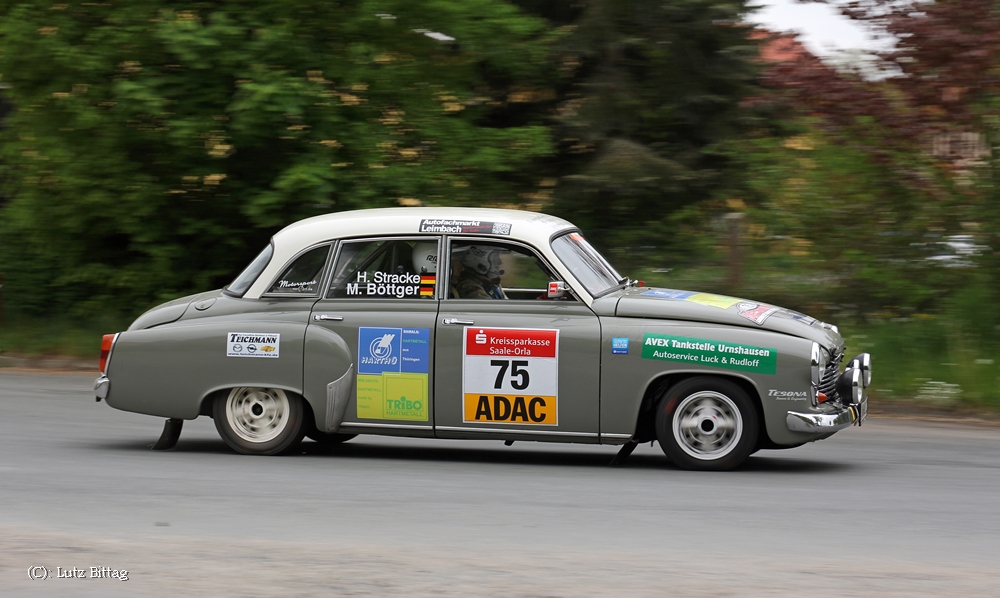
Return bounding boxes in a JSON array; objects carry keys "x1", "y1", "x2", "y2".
[{"x1": 0, "y1": 0, "x2": 556, "y2": 314}]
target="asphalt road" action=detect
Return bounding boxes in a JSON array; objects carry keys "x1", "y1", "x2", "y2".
[{"x1": 2, "y1": 370, "x2": 999, "y2": 597}]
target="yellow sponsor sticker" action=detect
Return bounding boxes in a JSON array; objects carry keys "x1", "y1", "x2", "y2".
[
  {"x1": 463, "y1": 393, "x2": 557, "y2": 425},
  {"x1": 685, "y1": 293, "x2": 742, "y2": 310},
  {"x1": 357, "y1": 373, "x2": 428, "y2": 421}
]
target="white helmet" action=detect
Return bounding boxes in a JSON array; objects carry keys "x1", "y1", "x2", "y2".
[
  {"x1": 411, "y1": 242, "x2": 438, "y2": 274},
  {"x1": 461, "y1": 245, "x2": 503, "y2": 278}
]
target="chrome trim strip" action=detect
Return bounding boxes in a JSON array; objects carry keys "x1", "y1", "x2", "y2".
[
  {"x1": 94, "y1": 375, "x2": 110, "y2": 400},
  {"x1": 435, "y1": 426, "x2": 598, "y2": 438},
  {"x1": 324, "y1": 364, "x2": 354, "y2": 433},
  {"x1": 600, "y1": 433, "x2": 634, "y2": 440},
  {"x1": 339, "y1": 422, "x2": 432, "y2": 431},
  {"x1": 786, "y1": 407, "x2": 856, "y2": 433}
]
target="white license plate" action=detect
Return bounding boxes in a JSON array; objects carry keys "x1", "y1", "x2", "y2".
[{"x1": 857, "y1": 396, "x2": 868, "y2": 425}]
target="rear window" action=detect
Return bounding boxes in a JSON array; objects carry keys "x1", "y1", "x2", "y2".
[{"x1": 225, "y1": 243, "x2": 274, "y2": 297}]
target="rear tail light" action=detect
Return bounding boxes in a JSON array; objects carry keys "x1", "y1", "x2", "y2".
[{"x1": 99, "y1": 334, "x2": 118, "y2": 374}]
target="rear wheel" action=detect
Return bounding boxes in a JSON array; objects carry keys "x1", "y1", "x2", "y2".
[
  {"x1": 213, "y1": 387, "x2": 305, "y2": 455},
  {"x1": 655, "y1": 377, "x2": 758, "y2": 471}
]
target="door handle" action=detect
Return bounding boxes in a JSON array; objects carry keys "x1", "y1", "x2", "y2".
[
  {"x1": 442, "y1": 318, "x2": 474, "y2": 325},
  {"x1": 313, "y1": 314, "x2": 344, "y2": 322}
]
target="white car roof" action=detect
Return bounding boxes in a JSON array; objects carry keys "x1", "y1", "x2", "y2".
[{"x1": 244, "y1": 207, "x2": 583, "y2": 300}]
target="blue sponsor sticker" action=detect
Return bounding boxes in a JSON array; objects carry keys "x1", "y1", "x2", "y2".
[
  {"x1": 611, "y1": 337, "x2": 629, "y2": 355},
  {"x1": 358, "y1": 327, "x2": 430, "y2": 374},
  {"x1": 641, "y1": 289, "x2": 696, "y2": 300},
  {"x1": 400, "y1": 328, "x2": 430, "y2": 373}
]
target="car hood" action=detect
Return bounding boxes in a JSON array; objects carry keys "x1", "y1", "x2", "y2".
[{"x1": 613, "y1": 287, "x2": 843, "y2": 350}]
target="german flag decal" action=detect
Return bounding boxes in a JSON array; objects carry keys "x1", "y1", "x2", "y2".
[{"x1": 419, "y1": 274, "x2": 436, "y2": 297}]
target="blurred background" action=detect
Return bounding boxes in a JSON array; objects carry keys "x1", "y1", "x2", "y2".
[{"x1": 1, "y1": 0, "x2": 998, "y2": 412}]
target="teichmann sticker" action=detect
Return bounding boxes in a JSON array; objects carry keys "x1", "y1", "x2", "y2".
[
  {"x1": 227, "y1": 332, "x2": 280, "y2": 358},
  {"x1": 641, "y1": 333, "x2": 776, "y2": 374}
]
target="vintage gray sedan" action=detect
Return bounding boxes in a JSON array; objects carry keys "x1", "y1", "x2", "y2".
[{"x1": 94, "y1": 208, "x2": 870, "y2": 470}]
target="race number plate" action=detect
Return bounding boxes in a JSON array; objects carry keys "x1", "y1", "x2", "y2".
[{"x1": 462, "y1": 327, "x2": 559, "y2": 425}]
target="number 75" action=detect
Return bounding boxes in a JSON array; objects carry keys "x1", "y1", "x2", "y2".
[{"x1": 491, "y1": 359, "x2": 530, "y2": 390}]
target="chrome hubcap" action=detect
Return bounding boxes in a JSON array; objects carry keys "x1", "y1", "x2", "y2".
[
  {"x1": 673, "y1": 391, "x2": 743, "y2": 460},
  {"x1": 226, "y1": 387, "x2": 289, "y2": 443}
]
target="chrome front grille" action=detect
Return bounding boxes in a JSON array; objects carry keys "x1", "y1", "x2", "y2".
[{"x1": 817, "y1": 353, "x2": 843, "y2": 402}]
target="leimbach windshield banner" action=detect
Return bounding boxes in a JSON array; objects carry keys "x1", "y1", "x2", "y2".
[
  {"x1": 642, "y1": 333, "x2": 777, "y2": 375},
  {"x1": 463, "y1": 327, "x2": 559, "y2": 425}
]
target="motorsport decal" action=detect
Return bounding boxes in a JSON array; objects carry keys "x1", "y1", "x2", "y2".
[
  {"x1": 642, "y1": 334, "x2": 777, "y2": 375},
  {"x1": 356, "y1": 327, "x2": 430, "y2": 421},
  {"x1": 227, "y1": 332, "x2": 280, "y2": 358},
  {"x1": 419, "y1": 219, "x2": 512, "y2": 236},
  {"x1": 463, "y1": 327, "x2": 558, "y2": 425},
  {"x1": 275, "y1": 279, "x2": 319, "y2": 293},
  {"x1": 611, "y1": 337, "x2": 629, "y2": 355},
  {"x1": 641, "y1": 289, "x2": 742, "y2": 310},
  {"x1": 768, "y1": 389, "x2": 810, "y2": 400},
  {"x1": 737, "y1": 302, "x2": 778, "y2": 326},
  {"x1": 346, "y1": 271, "x2": 429, "y2": 299}
]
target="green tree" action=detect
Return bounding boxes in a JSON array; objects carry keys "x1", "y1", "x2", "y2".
[
  {"x1": 0, "y1": 0, "x2": 554, "y2": 316},
  {"x1": 541, "y1": 0, "x2": 767, "y2": 269}
]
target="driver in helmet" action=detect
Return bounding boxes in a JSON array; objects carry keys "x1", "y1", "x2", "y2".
[{"x1": 454, "y1": 245, "x2": 506, "y2": 300}]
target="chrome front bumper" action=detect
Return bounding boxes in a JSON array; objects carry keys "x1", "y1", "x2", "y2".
[
  {"x1": 94, "y1": 375, "x2": 110, "y2": 400},
  {"x1": 786, "y1": 398, "x2": 866, "y2": 434}
]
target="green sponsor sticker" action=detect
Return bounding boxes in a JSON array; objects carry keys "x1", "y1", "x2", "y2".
[{"x1": 641, "y1": 334, "x2": 777, "y2": 375}]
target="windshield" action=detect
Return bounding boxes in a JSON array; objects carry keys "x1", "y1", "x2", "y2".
[
  {"x1": 225, "y1": 243, "x2": 274, "y2": 297},
  {"x1": 551, "y1": 232, "x2": 623, "y2": 297}
]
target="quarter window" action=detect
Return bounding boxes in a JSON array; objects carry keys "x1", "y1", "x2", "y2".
[
  {"x1": 266, "y1": 245, "x2": 330, "y2": 295},
  {"x1": 328, "y1": 239, "x2": 440, "y2": 299},
  {"x1": 225, "y1": 243, "x2": 274, "y2": 297}
]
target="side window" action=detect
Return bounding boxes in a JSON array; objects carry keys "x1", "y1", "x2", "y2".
[
  {"x1": 328, "y1": 238, "x2": 440, "y2": 299},
  {"x1": 266, "y1": 245, "x2": 330, "y2": 295},
  {"x1": 448, "y1": 240, "x2": 571, "y2": 301}
]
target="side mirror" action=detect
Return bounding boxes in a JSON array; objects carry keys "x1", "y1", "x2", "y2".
[{"x1": 547, "y1": 281, "x2": 569, "y2": 298}]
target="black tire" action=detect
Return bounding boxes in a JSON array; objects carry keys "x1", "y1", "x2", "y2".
[
  {"x1": 655, "y1": 377, "x2": 759, "y2": 471},
  {"x1": 306, "y1": 431, "x2": 357, "y2": 446},
  {"x1": 213, "y1": 387, "x2": 305, "y2": 455}
]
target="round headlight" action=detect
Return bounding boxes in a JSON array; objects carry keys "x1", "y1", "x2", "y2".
[
  {"x1": 836, "y1": 368, "x2": 863, "y2": 405},
  {"x1": 847, "y1": 353, "x2": 872, "y2": 388}
]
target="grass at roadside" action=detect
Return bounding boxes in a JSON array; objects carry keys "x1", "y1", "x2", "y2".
[
  {"x1": 841, "y1": 318, "x2": 1000, "y2": 412},
  {"x1": 0, "y1": 314, "x2": 131, "y2": 359}
]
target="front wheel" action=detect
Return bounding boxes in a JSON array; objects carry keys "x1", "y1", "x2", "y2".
[
  {"x1": 655, "y1": 377, "x2": 758, "y2": 471},
  {"x1": 214, "y1": 387, "x2": 305, "y2": 455}
]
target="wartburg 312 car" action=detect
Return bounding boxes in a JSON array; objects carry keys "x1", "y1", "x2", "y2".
[{"x1": 94, "y1": 207, "x2": 871, "y2": 471}]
